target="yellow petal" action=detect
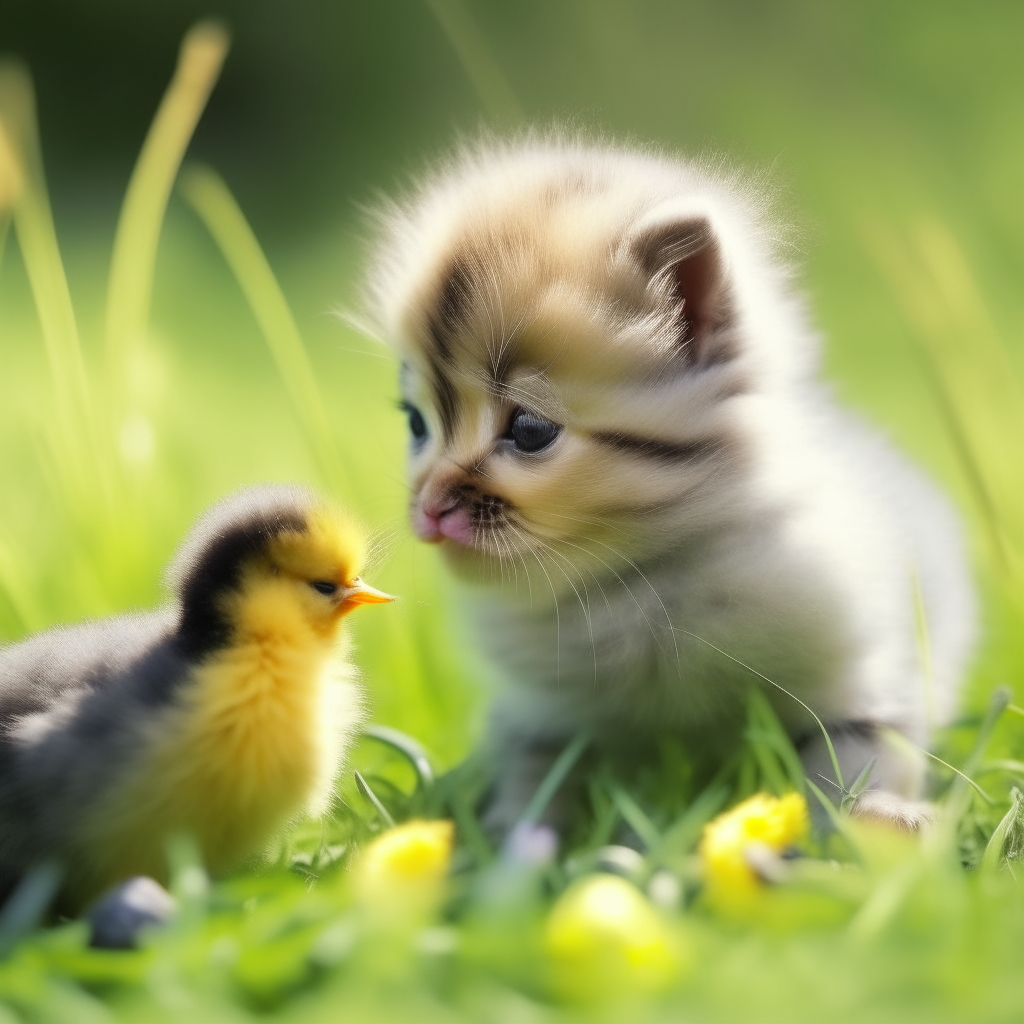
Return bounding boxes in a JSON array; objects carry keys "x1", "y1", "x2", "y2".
[
  {"x1": 698, "y1": 791, "x2": 809, "y2": 911},
  {"x1": 545, "y1": 874, "x2": 683, "y2": 1002},
  {"x1": 353, "y1": 819, "x2": 454, "y2": 902}
]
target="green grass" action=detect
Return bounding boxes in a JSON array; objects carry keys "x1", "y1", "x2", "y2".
[{"x1": 0, "y1": 11, "x2": 1022, "y2": 1023}]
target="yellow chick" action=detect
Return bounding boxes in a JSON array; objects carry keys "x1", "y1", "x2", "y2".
[{"x1": 0, "y1": 484, "x2": 391, "y2": 909}]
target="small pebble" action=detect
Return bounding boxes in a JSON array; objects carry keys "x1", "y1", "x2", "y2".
[{"x1": 87, "y1": 876, "x2": 177, "y2": 949}]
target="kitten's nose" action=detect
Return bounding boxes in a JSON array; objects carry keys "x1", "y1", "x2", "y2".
[
  {"x1": 413, "y1": 504, "x2": 447, "y2": 543},
  {"x1": 413, "y1": 496, "x2": 476, "y2": 546}
]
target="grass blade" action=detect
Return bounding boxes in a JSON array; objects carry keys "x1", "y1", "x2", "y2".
[
  {"x1": 363, "y1": 723, "x2": 436, "y2": 790},
  {"x1": 517, "y1": 731, "x2": 592, "y2": 830},
  {"x1": 0, "y1": 211, "x2": 10, "y2": 274},
  {"x1": 0, "y1": 113, "x2": 23, "y2": 210},
  {"x1": 961, "y1": 685, "x2": 1011, "y2": 779},
  {"x1": 840, "y1": 756, "x2": 877, "y2": 814},
  {"x1": 0, "y1": 116, "x2": 20, "y2": 269},
  {"x1": 880, "y1": 727, "x2": 992, "y2": 804},
  {"x1": 805, "y1": 778, "x2": 846, "y2": 833},
  {"x1": 653, "y1": 782, "x2": 730, "y2": 862},
  {"x1": 746, "y1": 686, "x2": 806, "y2": 793},
  {"x1": 862, "y1": 219, "x2": 1023, "y2": 578},
  {"x1": 911, "y1": 570, "x2": 938, "y2": 730},
  {"x1": 451, "y1": 789, "x2": 494, "y2": 867},
  {"x1": 678, "y1": 630, "x2": 844, "y2": 790},
  {"x1": 0, "y1": 861, "x2": 62, "y2": 959},
  {"x1": 179, "y1": 164, "x2": 348, "y2": 493},
  {"x1": 848, "y1": 859, "x2": 918, "y2": 943},
  {"x1": 606, "y1": 781, "x2": 660, "y2": 850},
  {"x1": 354, "y1": 770, "x2": 396, "y2": 829},
  {"x1": 425, "y1": 0, "x2": 523, "y2": 123},
  {"x1": 982, "y1": 787, "x2": 1023, "y2": 872},
  {"x1": 105, "y1": 21, "x2": 229, "y2": 401},
  {"x1": 0, "y1": 62, "x2": 98, "y2": 505},
  {"x1": 978, "y1": 760, "x2": 1024, "y2": 778}
]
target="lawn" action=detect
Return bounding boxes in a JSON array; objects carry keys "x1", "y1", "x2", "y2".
[{"x1": 0, "y1": 3, "x2": 1021, "y2": 1021}]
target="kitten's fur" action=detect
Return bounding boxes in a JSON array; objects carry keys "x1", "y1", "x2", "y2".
[{"x1": 363, "y1": 138, "x2": 975, "y2": 832}]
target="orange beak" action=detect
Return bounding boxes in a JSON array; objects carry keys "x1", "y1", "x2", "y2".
[{"x1": 340, "y1": 577, "x2": 394, "y2": 611}]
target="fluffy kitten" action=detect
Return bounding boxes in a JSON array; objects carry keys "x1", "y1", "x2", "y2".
[{"x1": 363, "y1": 138, "x2": 975, "y2": 832}]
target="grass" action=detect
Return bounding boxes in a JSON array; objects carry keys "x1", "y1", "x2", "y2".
[{"x1": 0, "y1": 16, "x2": 1022, "y2": 1024}]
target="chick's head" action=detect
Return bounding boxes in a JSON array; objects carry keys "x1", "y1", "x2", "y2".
[
  {"x1": 170, "y1": 485, "x2": 392, "y2": 653},
  {"x1": 261, "y1": 507, "x2": 393, "y2": 634}
]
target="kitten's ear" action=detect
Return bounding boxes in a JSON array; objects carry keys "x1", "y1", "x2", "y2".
[{"x1": 628, "y1": 214, "x2": 734, "y2": 366}]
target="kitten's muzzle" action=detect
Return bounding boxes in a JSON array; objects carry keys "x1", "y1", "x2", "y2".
[{"x1": 413, "y1": 497, "x2": 476, "y2": 546}]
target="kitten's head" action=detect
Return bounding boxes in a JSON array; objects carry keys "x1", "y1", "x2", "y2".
[{"x1": 364, "y1": 140, "x2": 811, "y2": 595}]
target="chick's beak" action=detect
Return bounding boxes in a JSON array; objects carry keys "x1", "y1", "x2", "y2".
[{"x1": 339, "y1": 578, "x2": 394, "y2": 611}]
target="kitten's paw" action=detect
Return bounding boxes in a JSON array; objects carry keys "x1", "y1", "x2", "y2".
[{"x1": 851, "y1": 790, "x2": 935, "y2": 832}]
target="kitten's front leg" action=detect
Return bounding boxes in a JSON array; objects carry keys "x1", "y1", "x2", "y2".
[{"x1": 800, "y1": 722, "x2": 933, "y2": 831}]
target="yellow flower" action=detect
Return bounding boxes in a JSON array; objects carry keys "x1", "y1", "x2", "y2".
[
  {"x1": 699, "y1": 791, "x2": 808, "y2": 910},
  {"x1": 353, "y1": 819, "x2": 454, "y2": 908},
  {"x1": 544, "y1": 874, "x2": 683, "y2": 1003}
]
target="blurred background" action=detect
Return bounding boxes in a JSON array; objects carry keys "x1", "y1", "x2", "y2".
[{"x1": 1, "y1": 0, "x2": 1021, "y2": 765}]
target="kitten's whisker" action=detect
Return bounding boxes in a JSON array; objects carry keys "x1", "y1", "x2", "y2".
[
  {"x1": 525, "y1": 533, "x2": 600, "y2": 687},
  {"x1": 531, "y1": 507, "x2": 626, "y2": 537},
  {"x1": 486, "y1": 525, "x2": 506, "y2": 585},
  {"x1": 553, "y1": 535, "x2": 674, "y2": 665},
  {"x1": 551, "y1": 539, "x2": 615, "y2": 617},
  {"x1": 470, "y1": 447, "x2": 499, "y2": 477},
  {"x1": 513, "y1": 530, "x2": 563, "y2": 683},
  {"x1": 572, "y1": 534, "x2": 682, "y2": 671},
  {"x1": 502, "y1": 521, "x2": 535, "y2": 604},
  {"x1": 549, "y1": 538, "x2": 622, "y2": 605},
  {"x1": 497, "y1": 528, "x2": 521, "y2": 590}
]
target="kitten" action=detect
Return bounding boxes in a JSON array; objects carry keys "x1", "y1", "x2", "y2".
[{"x1": 362, "y1": 137, "x2": 976, "y2": 833}]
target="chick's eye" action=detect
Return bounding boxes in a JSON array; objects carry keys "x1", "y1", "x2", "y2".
[
  {"x1": 508, "y1": 408, "x2": 561, "y2": 453},
  {"x1": 400, "y1": 401, "x2": 428, "y2": 443},
  {"x1": 310, "y1": 581, "x2": 337, "y2": 596}
]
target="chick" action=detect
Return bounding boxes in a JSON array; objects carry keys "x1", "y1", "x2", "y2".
[{"x1": 0, "y1": 484, "x2": 391, "y2": 909}]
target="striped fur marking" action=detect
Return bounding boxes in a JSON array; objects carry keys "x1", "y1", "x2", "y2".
[
  {"x1": 427, "y1": 255, "x2": 474, "y2": 361},
  {"x1": 593, "y1": 431, "x2": 724, "y2": 463}
]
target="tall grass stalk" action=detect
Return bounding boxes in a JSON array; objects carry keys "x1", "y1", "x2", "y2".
[
  {"x1": 425, "y1": 0, "x2": 524, "y2": 123},
  {"x1": 863, "y1": 219, "x2": 1024, "y2": 599},
  {"x1": 0, "y1": 24, "x2": 231, "y2": 619},
  {"x1": 982, "y1": 786, "x2": 1023, "y2": 871},
  {"x1": 678, "y1": 628, "x2": 846, "y2": 790},
  {"x1": 0, "y1": 63, "x2": 101, "y2": 513},
  {"x1": 0, "y1": 114, "x2": 20, "y2": 253},
  {"x1": 179, "y1": 164, "x2": 350, "y2": 496},
  {"x1": 105, "y1": 21, "x2": 229, "y2": 415},
  {"x1": 517, "y1": 731, "x2": 591, "y2": 830}
]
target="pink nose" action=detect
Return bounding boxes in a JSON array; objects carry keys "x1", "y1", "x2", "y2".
[{"x1": 413, "y1": 500, "x2": 476, "y2": 546}]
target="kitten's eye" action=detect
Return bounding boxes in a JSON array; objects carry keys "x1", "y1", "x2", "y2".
[
  {"x1": 508, "y1": 408, "x2": 562, "y2": 453},
  {"x1": 399, "y1": 401, "x2": 428, "y2": 443},
  {"x1": 310, "y1": 581, "x2": 337, "y2": 596}
]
